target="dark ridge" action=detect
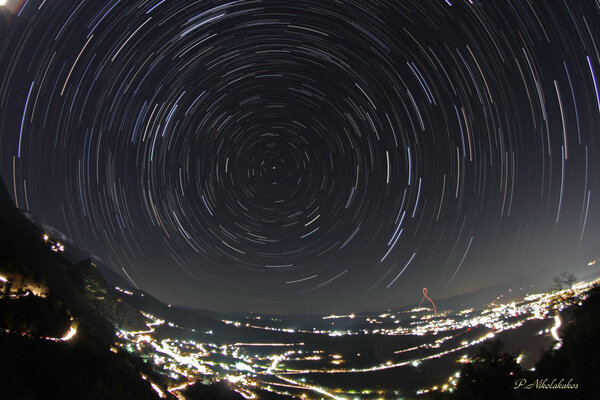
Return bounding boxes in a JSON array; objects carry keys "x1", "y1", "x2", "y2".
[{"x1": 0, "y1": 174, "x2": 263, "y2": 400}]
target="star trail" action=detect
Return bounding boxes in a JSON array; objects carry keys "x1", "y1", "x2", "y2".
[{"x1": 1, "y1": 0, "x2": 600, "y2": 313}]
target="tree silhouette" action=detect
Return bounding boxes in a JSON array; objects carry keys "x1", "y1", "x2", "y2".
[
  {"x1": 552, "y1": 272, "x2": 576, "y2": 291},
  {"x1": 452, "y1": 339, "x2": 527, "y2": 400}
]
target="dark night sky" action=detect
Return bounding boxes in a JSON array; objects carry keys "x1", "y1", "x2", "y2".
[{"x1": 1, "y1": 0, "x2": 600, "y2": 314}]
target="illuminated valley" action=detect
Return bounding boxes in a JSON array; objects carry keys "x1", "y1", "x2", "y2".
[{"x1": 111, "y1": 276, "x2": 600, "y2": 400}]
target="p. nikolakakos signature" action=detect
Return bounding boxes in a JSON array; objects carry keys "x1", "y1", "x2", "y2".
[{"x1": 514, "y1": 378, "x2": 578, "y2": 390}]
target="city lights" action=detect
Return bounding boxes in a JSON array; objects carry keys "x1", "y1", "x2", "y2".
[{"x1": 111, "y1": 276, "x2": 600, "y2": 399}]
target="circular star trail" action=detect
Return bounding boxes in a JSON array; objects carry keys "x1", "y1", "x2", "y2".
[{"x1": 1, "y1": 0, "x2": 600, "y2": 313}]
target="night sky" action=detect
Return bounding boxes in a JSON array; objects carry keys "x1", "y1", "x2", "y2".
[{"x1": 1, "y1": 0, "x2": 600, "y2": 314}]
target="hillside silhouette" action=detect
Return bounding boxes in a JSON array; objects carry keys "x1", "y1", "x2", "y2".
[{"x1": 0, "y1": 175, "x2": 258, "y2": 400}]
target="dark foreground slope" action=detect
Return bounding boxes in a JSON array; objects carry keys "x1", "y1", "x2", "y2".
[
  {"x1": 0, "y1": 330, "x2": 163, "y2": 400},
  {"x1": 435, "y1": 287, "x2": 600, "y2": 400},
  {"x1": 0, "y1": 176, "x2": 167, "y2": 400},
  {"x1": 0, "y1": 175, "x2": 251, "y2": 400}
]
